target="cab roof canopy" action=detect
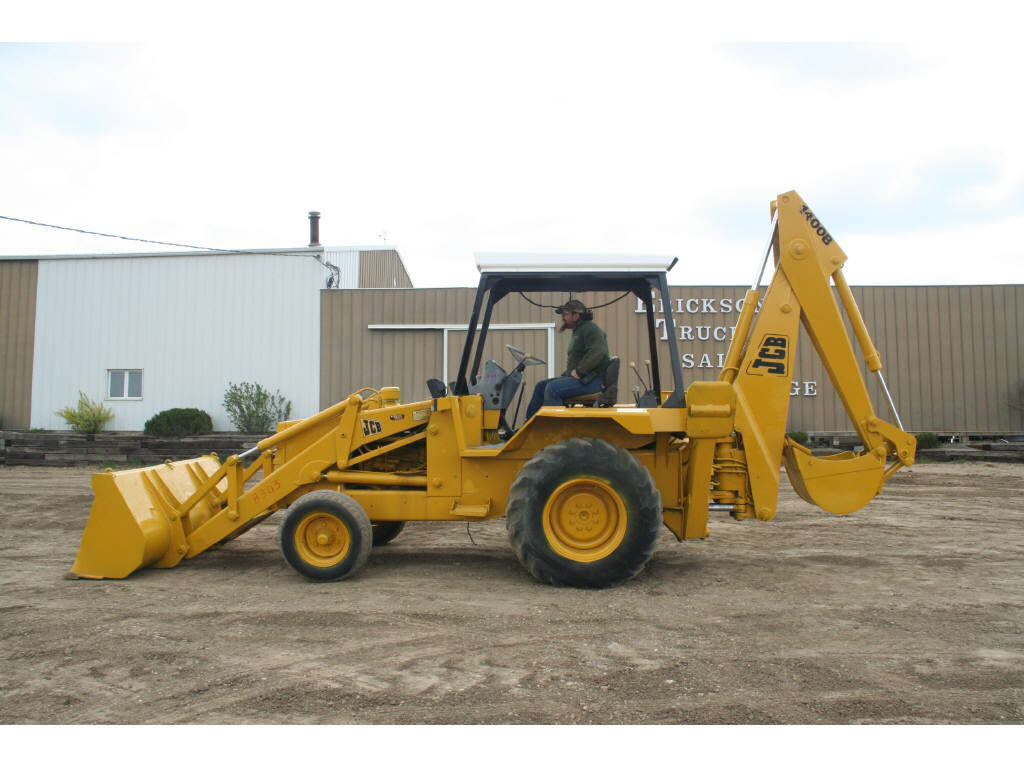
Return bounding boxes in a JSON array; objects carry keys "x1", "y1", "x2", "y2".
[
  {"x1": 475, "y1": 252, "x2": 678, "y2": 273},
  {"x1": 473, "y1": 252, "x2": 679, "y2": 295}
]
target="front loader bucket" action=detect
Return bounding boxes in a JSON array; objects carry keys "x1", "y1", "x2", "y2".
[
  {"x1": 782, "y1": 439, "x2": 885, "y2": 516},
  {"x1": 70, "y1": 456, "x2": 224, "y2": 579}
]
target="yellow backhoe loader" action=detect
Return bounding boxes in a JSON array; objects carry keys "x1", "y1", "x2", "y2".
[{"x1": 70, "y1": 191, "x2": 916, "y2": 588}]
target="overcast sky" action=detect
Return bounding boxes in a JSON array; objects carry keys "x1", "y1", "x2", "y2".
[{"x1": 3, "y1": 4, "x2": 1022, "y2": 289}]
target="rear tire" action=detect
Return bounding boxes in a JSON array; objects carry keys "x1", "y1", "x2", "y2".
[
  {"x1": 278, "y1": 490, "x2": 373, "y2": 581},
  {"x1": 371, "y1": 521, "x2": 406, "y2": 546},
  {"x1": 506, "y1": 437, "x2": 662, "y2": 588}
]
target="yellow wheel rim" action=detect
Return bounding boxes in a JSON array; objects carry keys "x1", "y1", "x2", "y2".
[
  {"x1": 294, "y1": 512, "x2": 351, "y2": 568},
  {"x1": 542, "y1": 478, "x2": 627, "y2": 562}
]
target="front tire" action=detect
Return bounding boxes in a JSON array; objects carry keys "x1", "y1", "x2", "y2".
[
  {"x1": 278, "y1": 490, "x2": 373, "y2": 581},
  {"x1": 506, "y1": 437, "x2": 662, "y2": 588}
]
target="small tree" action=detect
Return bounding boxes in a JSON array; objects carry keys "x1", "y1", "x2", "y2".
[
  {"x1": 57, "y1": 392, "x2": 115, "y2": 434},
  {"x1": 223, "y1": 381, "x2": 292, "y2": 433}
]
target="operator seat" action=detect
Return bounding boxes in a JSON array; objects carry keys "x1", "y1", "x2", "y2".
[{"x1": 564, "y1": 356, "x2": 620, "y2": 408}]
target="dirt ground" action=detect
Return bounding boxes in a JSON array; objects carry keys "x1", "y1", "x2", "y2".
[{"x1": 1, "y1": 461, "x2": 1022, "y2": 725}]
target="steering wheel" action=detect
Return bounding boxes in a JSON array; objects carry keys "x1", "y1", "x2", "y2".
[{"x1": 507, "y1": 345, "x2": 546, "y2": 367}]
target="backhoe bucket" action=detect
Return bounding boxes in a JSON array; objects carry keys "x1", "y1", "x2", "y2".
[
  {"x1": 782, "y1": 439, "x2": 884, "y2": 516},
  {"x1": 70, "y1": 456, "x2": 224, "y2": 579}
]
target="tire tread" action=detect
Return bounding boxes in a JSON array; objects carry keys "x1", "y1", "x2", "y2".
[
  {"x1": 278, "y1": 490, "x2": 373, "y2": 581},
  {"x1": 506, "y1": 437, "x2": 661, "y2": 588}
]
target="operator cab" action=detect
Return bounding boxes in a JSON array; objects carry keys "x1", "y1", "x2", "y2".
[{"x1": 429, "y1": 254, "x2": 684, "y2": 428}]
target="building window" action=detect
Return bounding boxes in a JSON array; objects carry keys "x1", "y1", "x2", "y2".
[{"x1": 108, "y1": 369, "x2": 143, "y2": 399}]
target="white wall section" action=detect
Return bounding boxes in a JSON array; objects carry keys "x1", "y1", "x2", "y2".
[
  {"x1": 324, "y1": 248, "x2": 360, "y2": 289},
  {"x1": 32, "y1": 253, "x2": 324, "y2": 430}
]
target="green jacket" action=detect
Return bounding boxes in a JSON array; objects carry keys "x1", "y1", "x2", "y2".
[{"x1": 564, "y1": 319, "x2": 611, "y2": 381}]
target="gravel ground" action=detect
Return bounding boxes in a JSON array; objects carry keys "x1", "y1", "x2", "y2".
[{"x1": 1, "y1": 461, "x2": 1022, "y2": 725}]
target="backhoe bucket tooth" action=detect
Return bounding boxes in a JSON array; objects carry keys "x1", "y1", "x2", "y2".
[
  {"x1": 782, "y1": 440, "x2": 884, "y2": 516},
  {"x1": 70, "y1": 456, "x2": 224, "y2": 579}
]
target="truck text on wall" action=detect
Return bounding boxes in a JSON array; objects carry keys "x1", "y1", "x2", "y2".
[{"x1": 636, "y1": 295, "x2": 817, "y2": 396}]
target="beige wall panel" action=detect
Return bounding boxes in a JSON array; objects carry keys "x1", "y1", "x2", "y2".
[
  {"x1": 981, "y1": 286, "x2": 1000, "y2": 428},
  {"x1": 967, "y1": 287, "x2": 986, "y2": 428},
  {"x1": 322, "y1": 283, "x2": 1024, "y2": 434},
  {"x1": 0, "y1": 260, "x2": 37, "y2": 429},
  {"x1": 358, "y1": 250, "x2": 414, "y2": 289},
  {"x1": 909, "y1": 287, "x2": 926, "y2": 426},
  {"x1": 961, "y1": 287, "x2": 981, "y2": 429},
  {"x1": 1007, "y1": 287, "x2": 1022, "y2": 425},
  {"x1": 322, "y1": 288, "x2": 463, "y2": 407},
  {"x1": 936, "y1": 288, "x2": 956, "y2": 428},
  {"x1": 926, "y1": 288, "x2": 944, "y2": 427},
  {"x1": 908, "y1": 287, "x2": 926, "y2": 429}
]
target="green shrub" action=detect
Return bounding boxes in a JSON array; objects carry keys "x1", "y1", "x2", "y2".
[
  {"x1": 223, "y1": 381, "x2": 292, "y2": 433},
  {"x1": 786, "y1": 431, "x2": 809, "y2": 446},
  {"x1": 56, "y1": 392, "x2": 114, "y2": 434},
  {"x1": 917, "y1": 432, "x2": 940, "y2": 449},
  {"x1": 144, "y1": 408, "x2": 213, "y2": 437}
]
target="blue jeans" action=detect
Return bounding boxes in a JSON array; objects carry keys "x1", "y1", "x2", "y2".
[{"x1": 525, "y1": 375, "x2": 604, "y2": 420}]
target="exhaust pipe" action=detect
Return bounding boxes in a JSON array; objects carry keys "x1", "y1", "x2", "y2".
[{"x1": 308, "y1": 211, "x2": 321, "y2": 247}]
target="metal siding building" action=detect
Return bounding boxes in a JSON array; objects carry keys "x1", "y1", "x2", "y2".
[
  {"x1": 322, "y1": 283, "x2": 1024, "y2": 437},
  {"x1": 3, "y1": 241, "x2": 1021, "y2": 436},
  {"x1": 31, "y1": 252, "x2": 323, "y2": 430},
  {"x1": 1, "y1": 246, "x2": 412, "y2": 431}
]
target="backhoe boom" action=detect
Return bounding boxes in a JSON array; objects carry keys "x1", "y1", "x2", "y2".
[{"x1": 720, "y1": 191, "x2": 915, "y2": 520}]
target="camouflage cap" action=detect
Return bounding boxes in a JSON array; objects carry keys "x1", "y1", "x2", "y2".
[{"x1": 555, "y1": 299, "x2": 588, "y2": 315}]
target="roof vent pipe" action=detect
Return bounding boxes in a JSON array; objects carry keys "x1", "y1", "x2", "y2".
[{"x1": 308, "y1": 211, "x2": 321, "y2": 247}]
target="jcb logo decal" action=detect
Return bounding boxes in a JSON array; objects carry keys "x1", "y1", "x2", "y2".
[
  {"x1": 747, "y1": 335, "x2": 789, "y2": 376},
  {"x1": 362, "y1": 419, "x2": 383, "y2": 436}
]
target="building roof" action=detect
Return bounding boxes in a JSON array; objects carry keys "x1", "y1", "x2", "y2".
[{"x1": 0, "y1": 245, "x2": 398, "y2": 261}]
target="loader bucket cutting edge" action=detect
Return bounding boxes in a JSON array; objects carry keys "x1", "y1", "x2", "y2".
[
  {"x1": 782, "y1": 441, "x2": 884, "y2": 516},
  {"x1": 70, "y1": 456, "x2": 224, "y2": 579}
]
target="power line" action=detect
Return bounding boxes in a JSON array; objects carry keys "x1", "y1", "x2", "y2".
[{"x1": 0, "y1": 213, "x2": 300, "y2": 258}]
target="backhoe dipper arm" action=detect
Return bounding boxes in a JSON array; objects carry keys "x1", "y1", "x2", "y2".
[{"x1": 721, "y1": 191, "x2": 916, "y2": 521}]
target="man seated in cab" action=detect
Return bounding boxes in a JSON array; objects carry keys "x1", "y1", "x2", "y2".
[{"x1": 525, "y1": 299, "x2": 611, "y2": 420}]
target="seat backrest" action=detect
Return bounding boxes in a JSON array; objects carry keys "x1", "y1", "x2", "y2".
[{"x1": 596, "y1": 356, "x2": 620, "y2": 407}]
